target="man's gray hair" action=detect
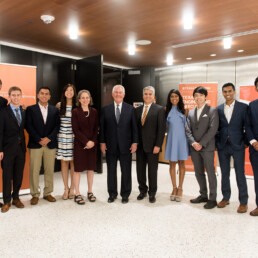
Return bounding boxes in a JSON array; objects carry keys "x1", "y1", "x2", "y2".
[
  {"x1": 143, "y1": 86, "x2": 155, "y2": 95},
  {"x1": 112, "y1": 85, "x2": 125, "y2": 94}
]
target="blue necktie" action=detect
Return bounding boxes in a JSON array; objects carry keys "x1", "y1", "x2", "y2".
[{"x1": 116, "y1": 104, "x2": 120, "y2": 123}]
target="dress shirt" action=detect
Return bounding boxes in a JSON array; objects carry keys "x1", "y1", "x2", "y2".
[
  {"x1": 141, "y1": 103, "x2": 152, "y2": 120},
  {"x1": 38, "y1": 103, "x2": 48, "y2": 124},
  {"x1": 114, "y1": 101, "x2": 122, "y2": 114},
  {"x1": 196, "y1": 103, "x2": 206, "y2": 121},
  {"x1": 224, "y1": 100, "x2": 235, "y2": 123},
  {"x1": 10, "y1": 103, "x2": 22, "y2": 122}
]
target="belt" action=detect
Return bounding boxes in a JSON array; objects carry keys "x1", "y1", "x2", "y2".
[{"x1": 18, "y1": 140, "x2": 22, "y2": 144}]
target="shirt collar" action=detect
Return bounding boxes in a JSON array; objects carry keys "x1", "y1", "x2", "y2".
[
  {"x1": 224, "y1": 100, "x2": 235, "y2": 107},
  {"x1": 197, "y1": 103, "x2": 206, "y2": 111},
  {"x1": 38, "y1": 102, "x2": 48, "y2": 109},
  {"x1": 10, "y1": 103, "x2": 19, "y2": 111}
]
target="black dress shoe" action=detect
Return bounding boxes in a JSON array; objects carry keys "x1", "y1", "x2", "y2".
[
  {"x1": 122, "y1": 197, "x2": 129, "y2": 204},
  {"x1": 137, "y1": 193, "x2": 147, "y2": 200},
  {"x1": 204, "y1": 200, "x2": 217, "y2": 209},
  {"x1": 149, "y1": 196, "x2": 156, "y2": 203},
  {"x1": 190, "y1": 195, "x2": 208, "y2": 203},
  {"x1": 108, "y1": 196, "x2": 116, "y2": 203}
]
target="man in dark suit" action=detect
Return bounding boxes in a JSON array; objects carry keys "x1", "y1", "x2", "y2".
[
  {"x1": 0, "y1": 79, "x2": 8, "y2": 108},
  {"x1": 135, "y1": 86, "x2": 166, "y2": 203},
  {"x1": 0, "y1": 87, "x2": 26, "y2": 213},
  {"x1": 100, "y1": 85, "x2": 138, "y2": 204},
  {"x1": 26, "y1": 87, "x2": 60, "y2": 205},
  {"x1": 246, "y1": 77, "x2": 258, "y2": 216},
  {"x1": 186, "y1": 86, "x2": 219, "y2": 209},
  {"x1": 216, "y1": 83, "x2": 248, "y2": 213}
]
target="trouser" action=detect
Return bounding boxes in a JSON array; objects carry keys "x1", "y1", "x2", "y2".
[
  {"x1": 250, "y1": 150, "x2": 258, "y2": 206},
  {"x1": 29, "y1": 147, "x2": 56, "y2": 197}
]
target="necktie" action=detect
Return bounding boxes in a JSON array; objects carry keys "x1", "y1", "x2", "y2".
[
  {"x1": 141, "y1": 105, "x2": 148, "y2": 126},
  {"x1": 15, "y1": 108, "x2": 21, "y2": 126},
  {"x1": 116, "y1": 104, "x2": 120, "y2": 123}
]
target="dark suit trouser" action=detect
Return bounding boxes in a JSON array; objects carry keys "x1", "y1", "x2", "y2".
[
  {"x1": 191, "y1": 150, "x2": 217, "y2": 201},
  {"x1": 218, "y1": 143, "x2": 248, "y2": 204},
  {"x1": 106, "y1": 151, "x2": 132, "y2": 198},
  {"x1": 250, "y1": 151, "x2": 258, "y2": 206},
  {"x1": 2, "y1": 144, "x2": 25, "y2": 203},
  {"x1": 136, "y1": 148, "x2": 159, "y2": 196}
]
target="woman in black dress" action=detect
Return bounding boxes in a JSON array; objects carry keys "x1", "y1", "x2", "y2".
[{"x1": 72, "y1": 90, "x2": 99, "y2": 205}]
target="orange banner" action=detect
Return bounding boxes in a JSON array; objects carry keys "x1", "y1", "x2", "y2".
[
  {"x1": 0, "y1": 63, "x2": 37, "y2": 193},
  {"x1": 239, "y1": 86, "x2": 256, "y2": 176},
  {"x1": 179, "y1": 83, "x2": 218, "y2": 172}
]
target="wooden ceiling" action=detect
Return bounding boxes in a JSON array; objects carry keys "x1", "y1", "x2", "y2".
[{"x1": 1, "y1": 0, "x2": 258, "y2": 68}]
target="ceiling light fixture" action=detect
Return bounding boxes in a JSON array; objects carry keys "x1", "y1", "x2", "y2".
[
  {"x1": 69, "y1": 25, "x2": 78, "y2": 40},
  {"x1": 237, "y1": 49, "x2": 244, "y2": 53},
  {"x1": 136, "y1": 40, "x2": 151, "y2": 45},
  {"x1": 128, "y1": 43, "x2": 136, "y2": 55},
  {"x1": 223, "y1": 37, "x2": 232, "y2": 49},
  {"x1": 186, "y1": 57, "x2": 192, "y2": 60},
  {"x1": 210, "y1": 54, "x2": 216, "y2": 57},
  {"x1": 166, "y1": 54, "x2": 173, "y2": 66},
  {"x1": 40, "y1": 15, "x2": 55, "y2": 24},
  {"x1": 183, "y1": 10, "x2": 194, "y2": 30}
]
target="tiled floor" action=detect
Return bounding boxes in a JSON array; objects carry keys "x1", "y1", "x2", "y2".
[{"x1": 1, "y1": 162, "x2": 257, "y2": 258}]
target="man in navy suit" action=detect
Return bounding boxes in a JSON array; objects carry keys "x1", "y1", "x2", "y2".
[
  {"x1": 26, "y1": 87, "x2": 60, "y2": 205},
  {"x1": 100, "y1": 85, "x2": 138, "y2": 203},
  {"x1": 0, "y1": 87, "x2": 26, "y2": 213},
  {"x1": 216, "y1": 83, "x2": 248, "y2": 213},
  {"x1": 246, "y1": 77, "x2": 258, "y2": 216},
  {"x1": 0, "y1": 79, "x2": 8, "y2": 109}
]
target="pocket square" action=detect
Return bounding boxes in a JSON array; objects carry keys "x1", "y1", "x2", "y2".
[{"x1": 202, "y1": 114, "x2": 208, "y2": 117}]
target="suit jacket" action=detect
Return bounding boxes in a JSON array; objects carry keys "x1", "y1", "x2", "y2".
[
  {"x1": 99, "y1": 102, "x2": 139, "y2": 154},
  {"x1": 0, "y1": 96, "x2": 8, "y2": 108},
  {"x1": 0, "y1": 105, "x2": 26, "y2": 154},
  {"x1": 245, "y1": 99, "x2": 258, "y2": 154},
  {"x1": 135, "y1": 103, "x2": 166, "y2": 153},
  {"x1": 26, "y1": 103, "x2": 60, "y2": 149},
  {"x1": 186, "y1": 104, "x2": 219, "y2": 152},
  {"x1": 216, "y1": 100, "x2": 248, "y2": 151}
]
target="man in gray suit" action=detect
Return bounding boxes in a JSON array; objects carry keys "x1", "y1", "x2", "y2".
[
  {"x1": 186, "y1": 86, "x2": 219, "y2": 209},
  {"x1": 135, "y1": 86, "x2": 166, "y2": 203}
]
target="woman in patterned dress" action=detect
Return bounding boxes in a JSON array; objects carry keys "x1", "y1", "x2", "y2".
[
  {"x1": 56, "y1": 84, "x2": 77, "y2": 200},
  {"x1": 165, "y1": 89, "x2": 189, "y2": 202}
]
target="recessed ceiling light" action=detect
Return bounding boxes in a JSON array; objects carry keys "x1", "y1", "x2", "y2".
[
  {"x1": 183, "y1": 10, "x2": 194, "y2": 30},
  {"x1": 166, "y1": 54, "x2": 173, "y2": 66},
  {"x1": 186, "y1": 57, "x2": 192, "y2": 60},
  {"x1": 223, "y1": 37, "x2": 232, "y2": 49},
  {"x1": 237, "y1": 49, "x2": 244, "y2": 53},
  {"x1": 69, "y1": 25, "x2": 78, "y2": 40},
  {"x1": 40, "y1": 15, "x2": 55, "y2": 24},
  {"x1": 128, "y1": 43, "x2": 136, "y2": 55},
  {"x1": 210, "y1": 54, "x2": 216, "y2": 57},
  {"x1": 136, "y1": 40, "x2": 151, "y2": 45}
]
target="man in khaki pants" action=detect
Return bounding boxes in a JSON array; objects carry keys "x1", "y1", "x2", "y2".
[{"x1": 26, "y1": 87, "x2": 60, "y2": 205}]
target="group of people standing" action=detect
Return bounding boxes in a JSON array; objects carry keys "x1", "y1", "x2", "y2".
[{"x1": 0, "y1": 78, "x2": 257, "y2": 217}]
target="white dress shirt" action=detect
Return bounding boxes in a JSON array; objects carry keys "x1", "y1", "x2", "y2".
[
  {"x1": 38, "y1": 103, "x2": 48, "y2": 124},
  {"x1": 196, "y1": 103, "x2": 206, "y2": 121},
  {"x1": 141, "y1": 103, "x2": 152, "y2": 120},
  {"x1": 224, "y1": 100, "x2": 235, "y2": 123}
]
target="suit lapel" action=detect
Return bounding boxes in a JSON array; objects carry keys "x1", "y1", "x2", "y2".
[
  {"x1": 219, "y1": 104, "x2": 228, "y2": 125},
  {"x1": 36, "y1": 103, "x2": 45, "y2": 126},
  {"x1": 229, "y1": 101, "x2": 238, "y2": 125},
  {"x1": 111, "y1": 103, "x2": 117, "y2": 124},
  {"x1": 119, "y1": 102, "x2": 126, "y2": 124},
  {"x1": 7, "y1": 105, "x2": 20, "y2": 127}
]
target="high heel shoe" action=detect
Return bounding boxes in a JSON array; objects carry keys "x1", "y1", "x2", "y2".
[
  {"x1": 62, "y1": 189, "x2": 69, "y2": 200},
  {"x1": 170, "y1": 187, "x2": 177, "y2": 201},
  {"x1": 176, "y1": 187, "x2": 183, "y2": 202},
  {"x1": 68, "y1": 188, "x2": 75, "y2": 199}
]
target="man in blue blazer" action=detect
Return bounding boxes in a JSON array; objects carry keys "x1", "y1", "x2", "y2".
[
  {"x1": 26, "y1": 87, "x2": 60, "y2": 205},
  {"x1": 216, "y1": 83, "x2": 248, "y2": 213},
  {"x1": 246, "y1": 77, "x2": 258, "y2": 216},
  {"x1": 100, "y1": 85, "x2": 138, "y2": 204}
]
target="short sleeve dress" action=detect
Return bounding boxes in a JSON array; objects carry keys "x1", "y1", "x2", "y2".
[
  {"x1": 56, "y1": 105, "x2": 74, "y2": 161},
  {"x1": 165, "y1": 106, "x2": 190, "y2": 162}
]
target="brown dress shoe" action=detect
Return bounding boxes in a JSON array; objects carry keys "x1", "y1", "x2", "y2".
[
  {"x1": 12, "y1": 199, "x2": 25, "y2": 208},
  {"x1": 217, "y1": 200, "x2": 230, "y2": 208},
  {"x1": 1, "y1": 202, "x2": 11, "y2": 213},
  {"x1": 237, "y1": 204, "x2": 248, "y2": 213},
  {"x1": 43, "y1": 195, "x2": 56, "y2": 202},
  {"x1": 250, "y1": 207, "x2": 258, "y2": 216},
  {"x1": 30, "y1": 197, "x2": 39, "y2": 205}
]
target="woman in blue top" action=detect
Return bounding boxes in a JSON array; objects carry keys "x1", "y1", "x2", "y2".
[{"x1": 165, "y1": 89, "x2": 189, "y2": 202}]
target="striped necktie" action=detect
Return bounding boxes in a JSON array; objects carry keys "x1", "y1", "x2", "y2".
[{"x1": 141, "y1": 105, "x2": 148, "y2": 126}]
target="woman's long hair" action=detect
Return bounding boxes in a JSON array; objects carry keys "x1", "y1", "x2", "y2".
[
  {"x1": 165, "y1": 89, "x2": 185, "y2": 117},
  {"x1": 60, "y1": 84, "x2": 77, "y2": 116}
]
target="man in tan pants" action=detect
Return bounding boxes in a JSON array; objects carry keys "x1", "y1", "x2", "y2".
[{"x1": 26, "y1": 87, "x2": 60, "y2": 205}]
